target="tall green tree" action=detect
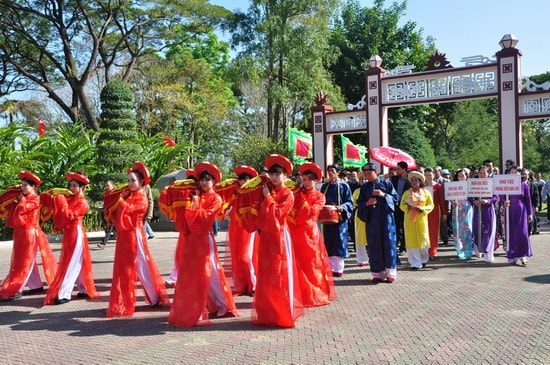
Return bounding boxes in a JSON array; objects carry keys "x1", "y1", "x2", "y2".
[
  {"x1": 130, "y1": 52, "x2": 234, "y2": 169},
  {"x1": 226, "y1": 0, "x2": 345, "y2": 143},
  {"x1": 330, "y1": 0, "x2": 435, "y2": 104},
  {"x1": 522, "y1": 72, "x2": 550, "y2": 173},
  {"x1": 0, "y1": 0, "x2": 230, "y2": 130},
  {"x1": 443, "y1": 99, "x2": 499, "y2": 169},
  {"x1": 389, "y1": 118, "x2": 435, "y2": 169}
]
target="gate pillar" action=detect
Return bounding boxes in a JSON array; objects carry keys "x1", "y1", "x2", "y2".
[
  {"x1": 365, "y1": 56, "x2": 389, "y2": 172},
  {"x1": 496, "y1": 35, "x2": 523, "y2": 169},
  {"x1": 311, "y1": 92, "x2": 334, "y2": 171}
]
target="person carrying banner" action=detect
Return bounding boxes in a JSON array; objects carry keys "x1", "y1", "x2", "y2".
[
  {"x1": 500, "y1": 166, "x2": 533, "y2": 266},
  {"x1": 469, "y1": 166, "x2": 499, "y2": 263}
]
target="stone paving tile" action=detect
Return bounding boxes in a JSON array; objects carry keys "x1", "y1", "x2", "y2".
[{"x1": 0, "y1": 223, "x2": 549, "y2": 364}]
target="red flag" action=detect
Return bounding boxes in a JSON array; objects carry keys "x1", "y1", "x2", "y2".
[
  {"x1": 341, "y1": 135, "x2": 366, "y2": 167},
  {"x1": 345, "y1": 143, "x2": 361, "y2": 161},
  {"x1": 288, "y1": 128, "x2": 312, "y2": 163},
  {"x1": 295, "y1": 138, "x2": 311, "y2": 159},
  {"x1": 38, "y1": 119, "x2": 46, "y2": 136}
]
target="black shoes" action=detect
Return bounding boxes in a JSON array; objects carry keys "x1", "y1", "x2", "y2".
[
  {"x1": 22, "y1": 287, "x2": 45, "y2": 295},
  {"x1": 76, "y1": 292, "x2": 90, "y2": 299},
  {"x1": 54, "y1": 298, "x2": 70, "y2": 305}
]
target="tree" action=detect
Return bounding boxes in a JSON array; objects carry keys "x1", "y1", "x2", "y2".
[
  {"x1": 96, "y1": 80, "x2": 141, "y2": 185},
  {"x1": 389, "y1": 118, "x2": 436, "y2": 169},
  {"x1": 130, "y1": 53, "x2": 234, "y2": 169},
  {"x1": 522, "y1": 72, "x2": 550, "y2": 174},
  {"x1": 226, "y1": 0, "x2": 345, "y2": 143},
  {"x1": 227, "y1": 133, "x2": 291, "y2": 174},
  {"x1": 0, "y1": 99, "x2": 47, "y2": 126},
  {"x1": 0, "y1": 123, "x2": 35, "y2": 185},
  {"x1": 330, "y1": 0, "x2": 435, "y2": 104},
  {"x1": 0, "y1": 0, "x2": 230, "y2": 130},
  {"x1": 443, "y1": 99, "x2": 499, "y2": 169},
  {"x1": 135, "y1": 132, "x2": 193, "y2": 187}
]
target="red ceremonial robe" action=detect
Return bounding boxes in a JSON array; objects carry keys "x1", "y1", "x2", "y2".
[
  {"x1": 427, "y1": 183, "x2": 448, "y2": 257},
  {"x1": 106, "y1": 189, "x2": 169, "y2": 317},
  {"x1": 227, "y1": 206, "x2": 258, "y2": 296},
  {"x1": 169, "y1": 190, "x2": 238, "y2": 328},
  {"x1": 288, "y1": 188, "x2": 335, "y2": 307},
  {"x1": 44, "y1": 194, "x2": 99, "y2": 304},
  {"x1": 250, "y1": 185, "x2": 304, "y2": 328},
  {"x1": 0, "y1": 194, "x2": 57, "y2": 298}
]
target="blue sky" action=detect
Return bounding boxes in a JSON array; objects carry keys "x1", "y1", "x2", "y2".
[{"x1": 210, "y1": 0, "x2": 548, "y2": 77}]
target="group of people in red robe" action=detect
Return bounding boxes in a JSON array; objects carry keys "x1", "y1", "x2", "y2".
[
  {"x1": 0, "y1": 170, "x2": 98, "y2": 304},
  {"x1": 1, "y1": 155, "x2": 336, "y2": 328},
  {"x1": 161, "y1": 155, "x2": 335, "y2": 328}
]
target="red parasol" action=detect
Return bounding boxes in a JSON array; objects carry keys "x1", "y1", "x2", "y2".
[{"x1": 369, "y1": 146, "x2": 418, "y2": 170}]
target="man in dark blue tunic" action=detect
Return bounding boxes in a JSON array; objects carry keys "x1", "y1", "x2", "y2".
[
  {"x1": 357, "y1": 163, "x2": 399, "y2": 283},
  {"x1": 321, "y1": 165, "x2": 353, "y2": 276}
]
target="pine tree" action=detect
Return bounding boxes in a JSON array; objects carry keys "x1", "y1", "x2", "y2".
[{"x1": 96, "y1": 80, "x2": 141, "y2": 184}]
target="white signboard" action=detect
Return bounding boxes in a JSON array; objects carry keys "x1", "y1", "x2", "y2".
[
  {"x1": 493, "y1": 174, "x2": 522, "y2": 196},
  {"x1": 468, "y1": 178, "x2": 494, "y2": 197},
  {"x1": 444, "y1": 181, "x2": 468, "y2": 200},
  {"x1": 326, "y1": 111, "x2": 367, "y2": 133}
]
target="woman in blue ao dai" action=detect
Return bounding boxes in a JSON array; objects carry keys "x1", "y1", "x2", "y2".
[{"x1": 451, "y1": 168, "x2": 474, "y2": 259}]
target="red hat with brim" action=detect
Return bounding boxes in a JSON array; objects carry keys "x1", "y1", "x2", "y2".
[
  {"x1": 299, "y1": 162, "x2": 323, "y2": 180},
  {"x1": 195, "y1": 162, "x2": 222, "y2": 183},
  {"x1": 235, "y1": 165, "x2": 258, "y2": 178},
  {"x1": 18, "y1": 171, "x2": 42, "y2": 186},
  {"x1": 185, "y1": 169, "x2": 196, "y2": 179},
  {"x1": 65, "y1": 172, "x2": 90, "y2": 185},
  {"x1": 127, "y1": 161, "x2": 151, "y2": 185},
  {"x1": 265, "y1": 154, "x2": 293, "y2": 174}
]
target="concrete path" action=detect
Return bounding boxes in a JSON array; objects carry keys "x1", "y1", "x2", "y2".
[{"x1": 0, "y1": 223, "x2": 548, "y2": 364}]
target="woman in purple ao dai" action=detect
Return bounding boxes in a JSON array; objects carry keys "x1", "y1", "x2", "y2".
[
  {"x1": 469, "y1": 166, "x2": 498, "y2": 263},
  {"x1": 500, "y1": 166, "x2": 533, "y2": 266}
]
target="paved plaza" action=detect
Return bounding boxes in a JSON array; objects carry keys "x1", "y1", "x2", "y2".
[{"x1": 0, "y1": 221, "x2": 549, "y2": 364}]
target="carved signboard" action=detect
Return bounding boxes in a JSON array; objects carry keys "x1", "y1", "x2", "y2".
[{"x1": 325, "y1": 111, "x2": 367, "y2": 133}]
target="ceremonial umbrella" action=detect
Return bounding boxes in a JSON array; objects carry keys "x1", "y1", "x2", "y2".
[{"x1": 368, "y1": 146, "x2": 418, "y2": 170}]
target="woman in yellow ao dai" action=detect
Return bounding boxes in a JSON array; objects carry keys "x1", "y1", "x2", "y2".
[{"x1": 399, "y1": 171, "x2": 434, "y2": 269}]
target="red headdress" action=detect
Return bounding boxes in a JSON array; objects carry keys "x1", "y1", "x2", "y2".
[
  {"x1": 264, "y1": 154, "x2": 293, "y2": 174},
  {"x1": 127, "y1": 161, "x2": 151, "y2": 185},
  {"x1": 299, "y1": 162, "x2": 323, "y2": 180},
  {"x1": 195, "y1": 162, "x2": 222, "y2": 183},
  {"x1": 65, "y1": 172, "x2": 90, "y2": 185},
  {"x1": 185, "y1": 169, "x2": 197, "y2": 180},
  {"x1": 18, "y1": 171, "x2": 42, "y2": 186},
  {"x1": 235, "y1": 165, "x2": 258, "y2": 179}
]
